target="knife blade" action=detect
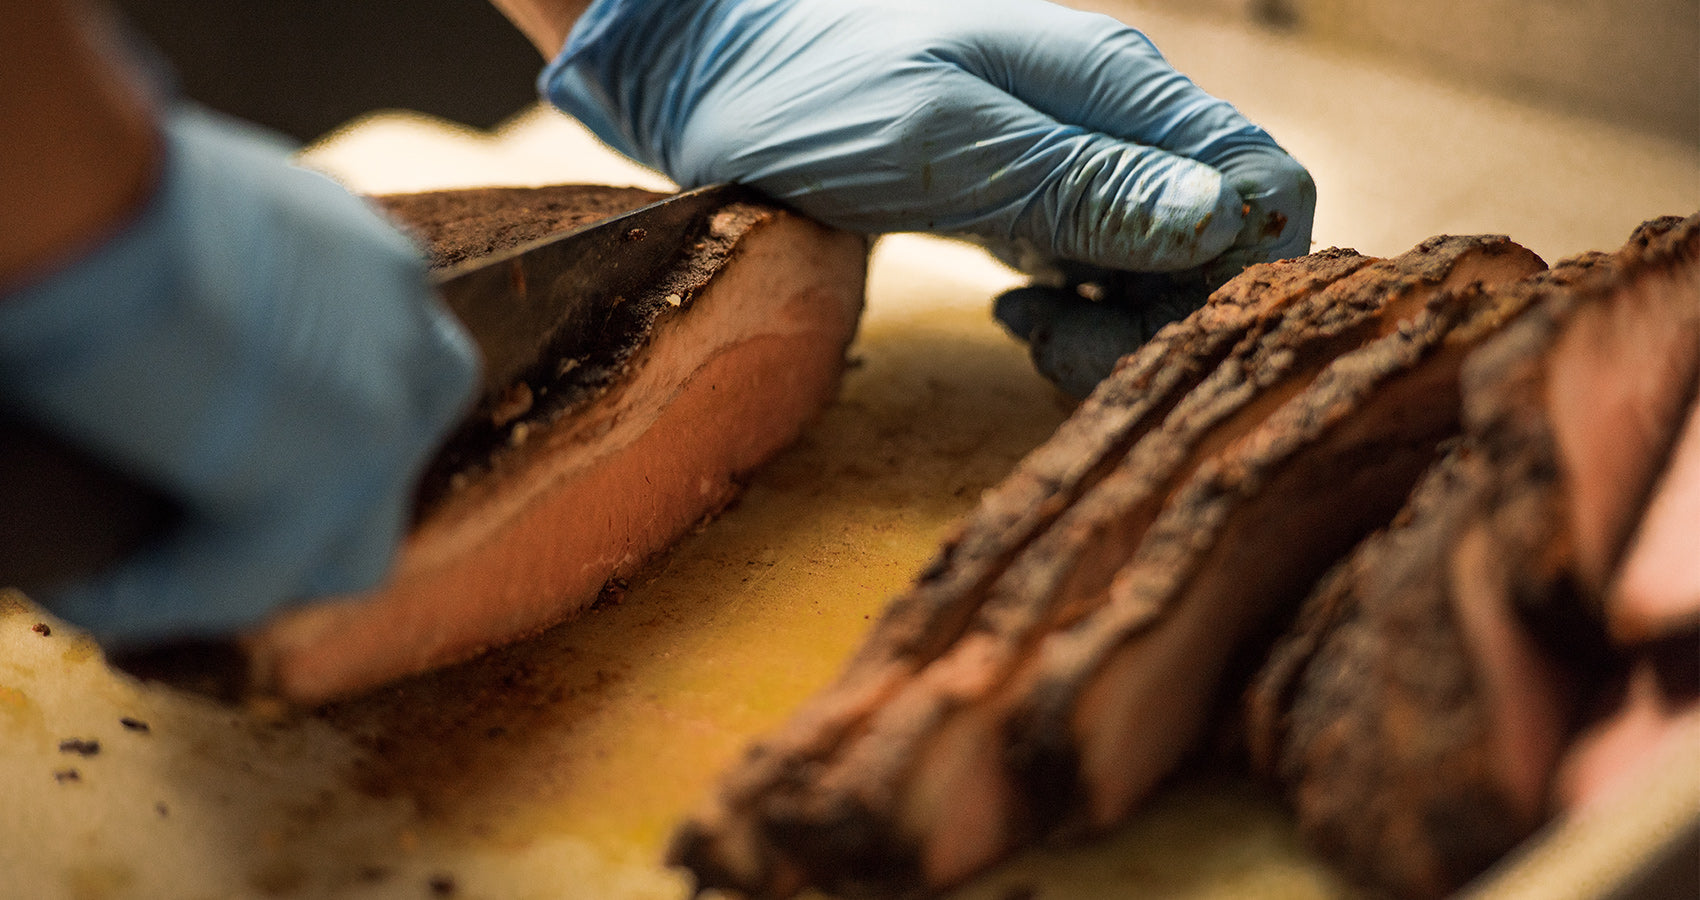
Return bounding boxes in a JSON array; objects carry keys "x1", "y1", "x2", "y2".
[
  {"x1": 0, "y1": 183, "x2": 749, "y2": 595},
  {"x1": 435, "y1": 182, "x2": 748, "y2": 403}
]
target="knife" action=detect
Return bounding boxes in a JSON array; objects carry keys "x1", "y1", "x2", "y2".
[
  {"x1": 0, "y1": 183, "x2": 749, "y2": 598},
  {"x1": 435, "y1": 183, "x2": 747, "y2": 404}
]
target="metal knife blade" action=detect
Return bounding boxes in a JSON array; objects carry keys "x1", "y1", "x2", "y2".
[
  {"x1": 0, "y1": 183, "x2": 749, "y2": 597},
  {"x1": 433, "y1": 183, "x2": 748, "y2": 401}
]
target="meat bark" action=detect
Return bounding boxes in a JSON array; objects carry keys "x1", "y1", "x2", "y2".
[
  {"x1": 671, "y1": 236, "x2": 1547, "y2": 897},
  {"x1": 238, "y1": 185, "x2": 869, "y2": 703},
  {"x1": 666, "y1": 247, "x2": 1376, "y2": 893},
  {"x1": 375, "y1": 184, "x2": 668, "y2": 270},
  {"x1": 1246, "y1": 214, "x2": 1699, "y2": 899},
  {"x1": 1244, "y1": 445, "x2": 1574, "y2": 900}
]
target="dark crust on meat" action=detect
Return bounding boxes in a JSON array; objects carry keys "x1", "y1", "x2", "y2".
[
  {"x1": 666, "y1": 247, "x2": 1378, "y2": 897},
  {"x1": 1003, "y1": 245, "x2": 1544, "y2": 833},
  {"x1": 1250, "y1": 446, "x2": 1537, "y2": 900},
  {"x1": 376, "y1": 185, "x2": 667, "y2": 269},
  {"x1": 673, "y1": 214, "x2": 1698, "y2": 900},
  {"x1": 670, "y1": 236, "x2": 1551, "y2": 897},
  {"x1": 1464, "y1": 214, "x2": 1699, "y2": 610},
  {"x1": 375, "y1": 185, "x2": 773, "y2": 515},
  {"x1": 869, "y1": 248, "x2": 1378, "y2": 670},
  {"x1": 1245, "y1": 214, "x2": 1700, "y2": 899},
  {"x1": 921, "y1": 237, "x2": 1543, "y2": 838}
]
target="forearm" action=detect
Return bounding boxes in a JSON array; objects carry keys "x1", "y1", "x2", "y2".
[
  {"x1": 487, "y1": 0, "x2": 597, "y2": 57},
  {"x1": 0, "y1": 0, "x2": 160, "y2": 291}
]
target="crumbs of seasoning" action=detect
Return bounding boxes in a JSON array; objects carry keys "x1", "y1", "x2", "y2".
[
  {"x1": 592, "y1": 577, "x2": 629, "y2": 610},
  {"x1": 58, "y1": 738, "x2": 100, "y2": 756},
  {"x1": 54, "y1": 769, "x2": 80, "y2": 784},
  {"x1": 32, "y1": 623, "x2": 50, "y2": 636},
  {"x1": 427, "y1": 873, "x2": 458, "y2": 896},
  {"x1": 120, "y1": 717, "x2": 151, "y2": 734}
]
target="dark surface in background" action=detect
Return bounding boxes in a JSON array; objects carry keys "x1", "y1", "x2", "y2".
[{"x1": 110, "y1": 0, "x2": 544, "y2": 143}]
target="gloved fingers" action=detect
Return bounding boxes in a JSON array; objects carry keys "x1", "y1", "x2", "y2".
[
  {"x1": 947, "y1": 3, "x2": 1276, "y2": 164},
  {"x1": 995, "y1": 285, "x2": 1143, "y2": 398},
  {"x1": 1205, "y1": 143, "x2": 1317, "y2": 276},
  {"x1": 44, "y1": 518, "x2": 287, "y2": 645},
  {"x1": 3, "y1": 105, "x2": 480, "y2": 645},
  {"x1": 40, "y1": 443, "x2": 418, "y2": 645},
  {"x1": 994, "y1": 281, "x2": 1204, "y2": 398},
  {"x1": 698, "y1": 66, "x2": 1247, "y2": 272},
  {"x1": 543, "y1": 0, "x2": 1309, "y2": 277},
  {"x1": 994, "y1": 286, "x2": 1121, "y2": 398},
  {"x1": 946, "y1": 2, "x2": 1315, "y2": 271},
  {"x1": 1000, "y1": 129, "x2": 1246, "y2": 271},
  {"x1": 944, "y1": 73, "x2": 1248, "y2": 271}
]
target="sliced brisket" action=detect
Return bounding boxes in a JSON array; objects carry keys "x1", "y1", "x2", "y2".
[
  {"x1": 671, "y1": 235, "x2": 1547, "y2": 897},
  {"x1": 1246, "y1": 214, "x2": 1699, "y2": 898},
  {"x1": 243, "y1": 185, "x2": 869, "y2": 702}
]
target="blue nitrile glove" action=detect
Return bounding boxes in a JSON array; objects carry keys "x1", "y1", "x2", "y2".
[
  {"x1": 0, "y1": 105, "x2": 479, "y2": 646},
  {"x1": 541, "y1": 0, "x2": 1314, "y2": 392},
  {"x1": 994, "y1": 269, "x2": 1208, "y2": 398}
]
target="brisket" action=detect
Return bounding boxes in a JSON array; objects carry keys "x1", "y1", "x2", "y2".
[
  {"x1": 241, "y1": 185, "x2": 869, "y2": 702},
  {"x1": 671, "y1": 235, "x2": 1547, "y2": 897},
  {"x1": 1246, "y1": 214, "x2": 1699, "y2": 898}
]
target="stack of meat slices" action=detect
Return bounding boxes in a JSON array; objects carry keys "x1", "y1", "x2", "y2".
[
  {"x1": 671, "y1": 214, "x2": 1699, "y2": 899},
  {"x1": 1247, "y1": 215, "x2": 1699, "y2": 898}
]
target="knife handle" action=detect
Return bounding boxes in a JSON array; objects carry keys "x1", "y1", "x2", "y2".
[{"x1": 0, "y1": 414, "x2": 178, "y2": 596}]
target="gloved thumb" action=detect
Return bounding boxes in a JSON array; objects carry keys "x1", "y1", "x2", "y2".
[
  {"x1": 1200, "y1": 145, "x2": 1317, "y2": 284},
  {"x1": 994, "y1": 267, "x2": 1214, "y2": 397}
]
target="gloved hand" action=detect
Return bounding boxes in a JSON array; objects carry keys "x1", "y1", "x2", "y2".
[
  {"x1": 993, "y1": 269, "x2": 1209, "y2": 398},
  {"x1": 0, "y1": 105, "x2": 478, "y2": 646},
  {"x1": 541, "y1": 0, "x2": 1314, "y2": 392}
]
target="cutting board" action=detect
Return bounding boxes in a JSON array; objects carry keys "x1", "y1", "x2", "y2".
[
  {"x1": 0, "y1": 109, "x2": 1349, "y2": 900},
  {"x1": 2, "y1": 92, "x2": 1696, "y2": 898}
]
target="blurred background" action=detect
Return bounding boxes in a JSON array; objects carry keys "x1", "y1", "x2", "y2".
[
  {"x1": 110, "y1": 0, "x2": 545, "y2": 141},
  {"x1": 111, "y1": 0, "x2": 1699, "y2": 149},
  {"x1": 5, "y1": 4, "x2": 1697, "y2": 898},
  {"x1": 1131, "y1": 0, "x2": 1698, "y2": 147}
]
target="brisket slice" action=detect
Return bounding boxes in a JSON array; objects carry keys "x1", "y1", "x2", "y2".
[
  {"x1": 1245, "y1": 214, "x2": 1699, "y2": 899},
  {"x1": 670, "y1": 236, "x2": 1545, "y2": 897},
  {"x1": 240, "y1": 185, "x2": 868, "y2": 703},
  {"x1": 377, "y1": 185, "x2": 670, "y2": 513},
  {"x1": 663, "y1": 248, "x2": 1374, "y2": 889},
  {"x1": 1549, "y1": 216, "x2": 1700, "y2": 638},
  {"x1": 1610, "y1": 402, "x2": 1700, "y2": 641},
  {"x1": 1243, "y1": 441, "x2": 1574, "y2": 900},
  {"x1": 1547, "y1": 215, "x2": 1700, "y2": 813}
]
